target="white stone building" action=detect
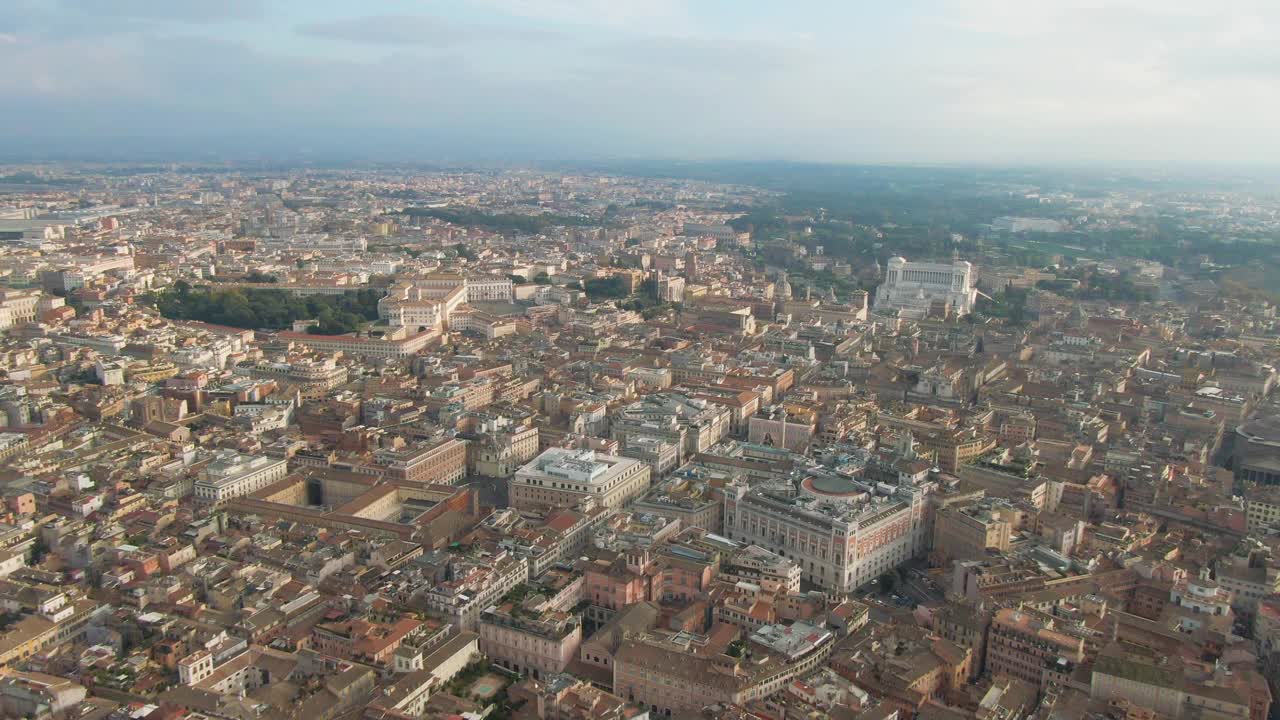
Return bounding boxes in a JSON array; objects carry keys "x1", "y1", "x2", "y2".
[
  {"x1": 510, "y1": 448, "x2": 651, "y2": 511},
  {"x1": 874, "y1": 257, "x2": 978, "y2": 317},
  {"x1": 193, "y1": 451, "x2": 289, "y2": 505}
]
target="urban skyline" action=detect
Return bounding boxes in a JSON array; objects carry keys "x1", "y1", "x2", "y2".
[{"x1": 3, "y1": 3, "x2": 1280, "y2": 720}]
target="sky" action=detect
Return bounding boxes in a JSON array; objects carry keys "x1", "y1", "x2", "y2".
[{"x1": 2, "y1": 0, "x2": 1279, "y2": 166}]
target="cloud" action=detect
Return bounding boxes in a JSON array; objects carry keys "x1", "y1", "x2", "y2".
[
  {"x1": 296, "y1": 15, "x2": 458, "y2": 47},
  {"x1": 57, "y1": 0, "x2": 267, "y2": 23},
  {"x1": 472, "y1": 0, "x2": 691, "y2": 30},
  {"x1": 1, "y1": 0, "x2": 1279, "y2": 165},
  {"x1": 920, "y1": 0, "x2": 1280, "y2": 132}
]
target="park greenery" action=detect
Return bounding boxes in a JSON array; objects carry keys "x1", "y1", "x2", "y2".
[
  {"x1": 0, "y1": 171, "x2": 82, "y2": 187},
  {"x1": 209, "y1": 270, "x2": 278, "y2": 284},
  {"x1": 152, "y1": 282, "x2": 382, "y2": 335},
  {"x1": 694, "y1": 162, "x2": 1280, "y2": 284},
  {"x1": 977, "y1": 289, "x2": 1029, "y2": 326},
  {"x1": 582, "y1": 276, "x2": 630, "y2": 300},
  {"x1": 451, "y1": 243, "x2": 477, "y2": 261},
  {"x1": 400, "y1": 207, "x2": 599, "y2": 234}
]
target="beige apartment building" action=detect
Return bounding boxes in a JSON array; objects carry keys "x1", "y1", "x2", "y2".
[
  {"x1": 614, "y1": 622, "x2": 834, "y2": 717},
  {"x1": 986, "y1": 608, "x2": 1084, "y2": 691},
  {"x1": 479, "y1": 604, "x2": 582, "y2": 681},
  {"x1": 372, "y1": 438, "x2": 468, "y2": 486},
  {"x1": 932, "y1": 501, "x2": 1013, "y2": 563}
]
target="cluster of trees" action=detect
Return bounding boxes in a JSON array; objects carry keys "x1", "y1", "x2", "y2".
[
  {"x1": 1079, "y1": 272, "x2": 1155, "y2": 302},
  {"x1": 618, "y1": 161, "x2": 1280, "y2": 279},
  {"x1": 400, "y1": 207, "x2": 597, "y2": 234},
  {"x1": 1221, "y1": 273, "x2": 1280, "y2": 305},
  {"x1": 1034, "y1": 278, "x2": 1079, "y2": 294},
  {"x1": 978, "y1": 288, "x2": 1029, "y2": 326},
  {"x1": 631, "y1": 199, "x2": 676, "y2": 211},
  {"x1": 209, "y1": 271, "x2": 277, "y2": 284},
  {"x1": 731, "y1": 202, "x2": 993, "y2": 272},
  {"x1": 641, "y1": 303, "x2": 680, "y2": 320},
  {"x1": 612, "y1": 293, "x2": 681, "y2": 320},
  {"x1": 1034, "y1": 268, "x2": 1154, "y2": 302},
  {"x1": 1002, "y1": 246, "x2": 1055, "y2": 269},
  {"x1": 508, "y1": 272, "x2": 553, "y2": 286},
  {"x1": 582, "y1": 276, "x2": 630, "y2": 299},
  {"x1": 154, "y1": 282, "x2": 382, "y2": 335},
  {"x1": 0, "y1": 171, "x2": 80, "y2": 187},
  {"x1": 728, "y1": 208, "x2": 788, "y2": 241}
]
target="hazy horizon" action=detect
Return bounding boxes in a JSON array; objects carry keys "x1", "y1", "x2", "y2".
[{"x1": 4, "y1": 0, "x2": 1280, "y2": 168}]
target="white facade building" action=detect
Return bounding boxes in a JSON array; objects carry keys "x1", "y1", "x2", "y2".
[
  {"x1": 0, "y1": 290, "x2": 40, "y2": 328},
  {"x1": 378, "y1": 283, "x2": 467, "y2": 331},
  {"x1": 722, "y1": 478, "x2": 928, "y2": 592},
  {"x1": 466, "y1": 276, "x2": 515, "y2": 302},
  {"x1": 94, "y1": 360, "x2": 125, "y2": 386},
  {"x1": 510, "y1": 448, "x2": 651, "y2": 511},
  {"x1": 193, "y1": 451, "x2": 289, "y2": 505},
  {"x1": 874, "y1": 257, "x2": 978, "y2": 317}
]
